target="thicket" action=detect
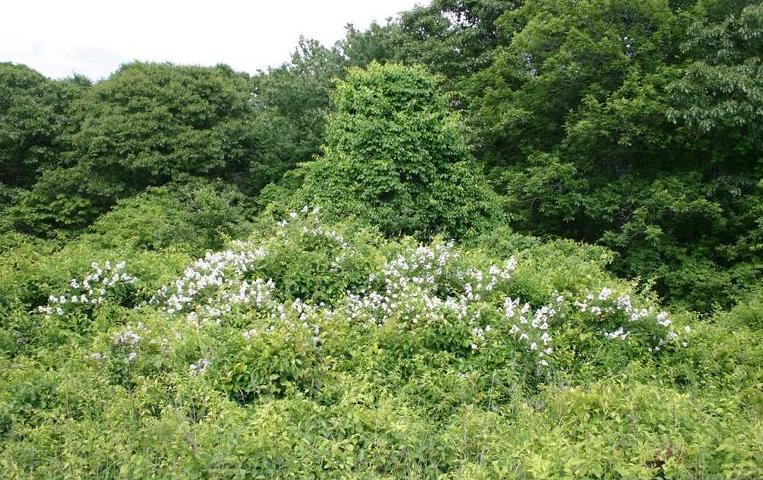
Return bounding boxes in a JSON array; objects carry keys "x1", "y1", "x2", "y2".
[
  {"x1": 1, "y1": 208, "x2": 761, "y2": 478},
  {"x1": 1, "y1": 0, "x2": 762, "y2": 477}
]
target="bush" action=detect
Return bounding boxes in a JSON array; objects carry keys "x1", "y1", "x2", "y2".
[{"x1": 4, "y1": 211, "x2": 760, "y2": 478}]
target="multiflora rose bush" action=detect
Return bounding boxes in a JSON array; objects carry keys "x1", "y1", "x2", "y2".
[
  {"x1": 32, "y1": 208, "x2": 688, "y2": 400},
  {"x1": 2, "y1": 208, "x2": 759, "y2": 478}
]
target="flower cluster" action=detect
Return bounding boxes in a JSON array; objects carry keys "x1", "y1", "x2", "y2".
[
  {"x1": 151, "y1": 244, "x2": 268, "y2": 322},
  {"x1": 141, "y1": 213, "x2": 693, "y2": 372},
  {"x1": 374, "y1": 242, "x2": 515, "y2": 300},
  {"x1": 343, "y1": 242, "x2": 555, "y2": 365},
  {"x1": 152, "y1": 235, "x2": 324, "y2": 344},
  {"x1": 349, "y1": 243, "x2": 473, "y2": 327},
  {"x1": 189, "y1": 358, "x2": 210, "y2": 375},
  {"x1": 572, "y1": 287, "x2": 687, "y2": 350},
  {"x1": 37, "y1": 261, "x2": 136, "y2": 318},
  {"x1": 276, "y1": 207, "x2": 348, "y2": 246},
  {"x1": 380, "y1": 242, "x2": 457, "y2": 289},
  {"x1": 183, "y1": 278, "x2": 279, "y2": 327},
  {"x1": 504, "y1": 298, "x2": 556, "y2": 366},
  {"x1": 112, "y1": 323, "x2": 146, "y2": 364},
  {"x1": 455, "y1": 259, "x2": 517, "y2": 301}
]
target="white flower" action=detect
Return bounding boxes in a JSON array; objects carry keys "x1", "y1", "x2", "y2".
[
  {"x1": 657, "y1": 312, "x2": 671, "y2": 327},
  {"x1": 190, "y1": 358, "x2": 210, "y2": 375},
  {"x1": 114, "y1": 330, "x2": 141, "y2": 346},
  {"x1": 598, "y1": 287, "x2": 613, "y2": 301}
]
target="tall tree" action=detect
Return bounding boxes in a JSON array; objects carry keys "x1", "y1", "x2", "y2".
[
  {"x1": 248, "y1": 39, "x2": 346, "y2": 193},
  {"x1": 291, "y1": 62, "x2": 504, "y2": 239},
  {"x1": 0, "y1": 63, "x2": 89, "y2": 188},
  {"x1": 70, "y1": 62, "x2": 257, "y2": 198},
  {"x1": 8, "y1": 62, "x2": 258, "y2": 235},
  {"x1": 458, "y1": 0, "x2": 762, "y2": 309}
]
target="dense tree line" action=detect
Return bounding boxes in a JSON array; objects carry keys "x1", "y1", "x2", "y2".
[{"x1": 1, "y1": 0, "x2": 761, "y2": 311}]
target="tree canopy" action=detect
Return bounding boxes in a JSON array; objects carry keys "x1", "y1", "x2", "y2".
[
  {"x1": 291, "y1": 62, "x2": 504, "y2": 238},
  {"x1": 0, "y1": 0, "x2": 760, "y2": 309}
]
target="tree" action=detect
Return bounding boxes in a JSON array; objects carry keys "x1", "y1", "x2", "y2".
[
  {"x1": 0, "y1": 63, "x2": 89, "y2": 188},
  {"x1": 453, "y1": 0, "x2": 762, "y2": 309},
  {"x1": 291, "y1": 62, "x2": 504, "y2": 239},
  {"x1": 7, "y1": 62, "x2": 260, "y2": 235},
  {"x1": 70, "y1": 62, "x2": 257, "y2": 199},
  {"x1": 248, "y1": 39, "x2": 346, "y2": 193}
]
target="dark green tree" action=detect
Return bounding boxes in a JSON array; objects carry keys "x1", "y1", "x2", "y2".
[
  {"x1": 7, "y1": 62, "x2": 259, "y2": 235},
  {"x1": 0, "y1": 63, "x2": 89, "y2": 188},
  {"x1": 248, "y1": 39, "x2": 346, "y2": 193},
  {"x1": 70, "y1": 62, "x2": 257, "y2": 198},
  {"x1": 454, "y1": 0, "x2": 762, "y2": 309}
]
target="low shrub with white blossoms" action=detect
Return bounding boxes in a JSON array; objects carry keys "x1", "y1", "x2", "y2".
[
  {"x1": 149, "y1": 242, "x2": 274, "y2": 325},
  {"x1": 149, "y1": 207, "x2": 362, "y2": 327},
  {"x1": 109, "y1": 322, "x2": 147, "y2": 365},
  {"x1": 74, "y1": 208, "x2": 692, "y2": 385},
  {"x1": 37, "y1": 260, "x2": 137, "y2": 318},
  {"x1": 189, "y1": 358, "x2": 210, "y2": 375},
  {"x1": 569, "y1": 286, "x2": 689, "y2": 352},
  {"x1": 145, "y1": 211, "x2": 337, "y2": 366},
  {"x1": 143, "y1": 212, "x2": 569, "y2": 368},
  {"x1": 276, "y1": 206, "x2": 349, "y2": 250},
  {"x1": 343, "y1": 240, "x2": 559, "y2": 366},
  {"x1": 503, "y1": 297, "x2": 558, "y2": 366},
  {"x1": 351, "y1": 242, "x2": 517, "y2": 324}
]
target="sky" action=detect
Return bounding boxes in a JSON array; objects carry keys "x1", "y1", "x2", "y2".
[{"x1": 1, "y1": 0, "x2": 426, "y2": 80}]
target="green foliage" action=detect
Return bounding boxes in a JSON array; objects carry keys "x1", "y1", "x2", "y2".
[
  {"x1": 0, "y1": 212, "x2": 760, "y2": 478},
  {"x1": 4, "y1": 0, "x2": 761, "y2": 311},
  {"x1": 0, "y1": 63, "x2": 89, "y2": 188},
  {"x1": 5, "y1": 165, "x2": 108, "y2": 236},
  {"x1": 1, "y1": 0, "x2": 762, "y2": 475},
  {"x1": 440, "y1": 0, "x2": 763, "y2": 311},
  {"x1": 298, "y1": 0, "x2": 761, "y2": 311},
  {"x1": 248, "y1": 39, "x2": 346, "y2": 193},
  {"x1": 4, "y1": 62, "x2": 259, "y2": 236},
  {"x1": 86, "y1": 179, "x2": 254, "y2": 254},
  {"x1": 292, "y1": 62, "x2": 504, "y2": 239},
  {"x1": 71, "y1": 62, "x2": 256, "y2": 195}
]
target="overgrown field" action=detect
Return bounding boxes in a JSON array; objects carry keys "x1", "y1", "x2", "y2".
[
  {"x1": 1, "y1": 209, "x2": 761, "y2": 478},
  {"x1": 1, "y1": 0, "x2": 762, "y2": 477}
]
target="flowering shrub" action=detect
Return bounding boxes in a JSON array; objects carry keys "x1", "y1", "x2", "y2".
[
  {"x1": 36, "y1": 260, "x2": 136, "y2": 318},
  {"x1": 570, "y1": 287, "x2": 688, "y2": 352},
  {"x1": 111, "y1": 323, "x2": 144, "y2": 363},
  {"x1": 3, "y1": 209, "x2": 759, "y2": 479},
  {"x1": 150, "y1": 244, "x2": 271, "y2": 324},
  {"x1": 82, "y1": 210, "x2": 689, "y2": 387}
]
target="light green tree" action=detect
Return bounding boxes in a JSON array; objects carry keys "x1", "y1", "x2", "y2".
[{"x1": 292, "y1": 62, "x2": 504, "y2": 239}]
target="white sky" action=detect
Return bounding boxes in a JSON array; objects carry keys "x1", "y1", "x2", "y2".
[{"x1": 1, "y1": 0, "x2": 426, "y2": 80}]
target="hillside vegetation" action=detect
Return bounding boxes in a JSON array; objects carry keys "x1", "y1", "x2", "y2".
[{"x1": 1, "y1": 0, "x2": 761, "y2": 478}]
